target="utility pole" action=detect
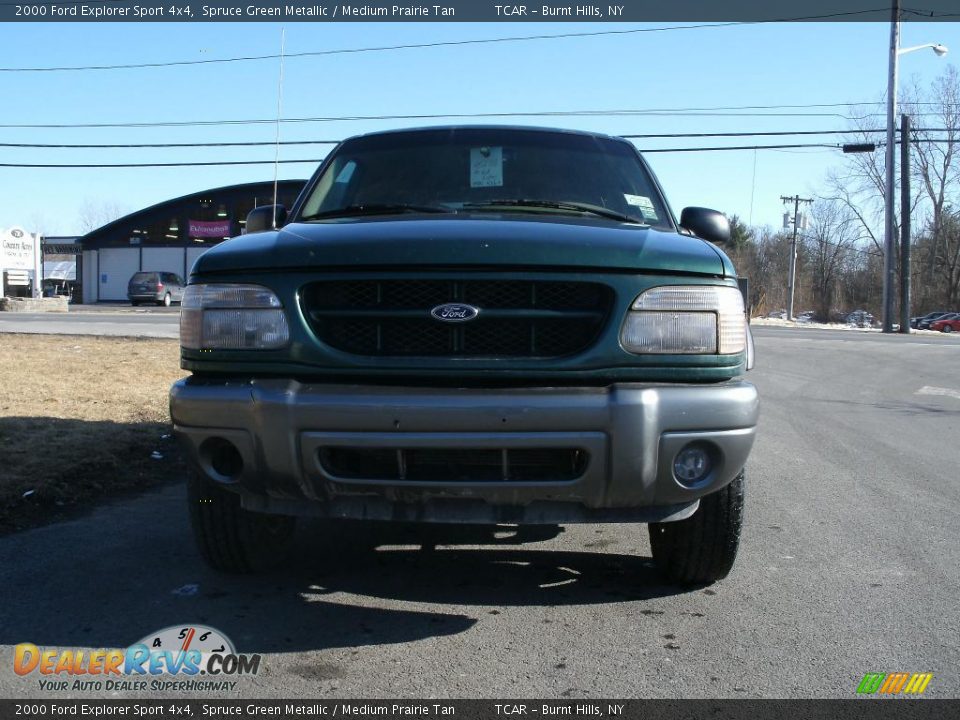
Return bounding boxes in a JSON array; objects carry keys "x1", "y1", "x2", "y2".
[
  {"x1": 899, "y1": 114, "x2": 911, "y2": 334},
  {"x1": 882, "y1": 0, "x2": 901, "y2": 333},
  {"x1": 781, "y1": 195, "x2": 814, "y2": 321}
]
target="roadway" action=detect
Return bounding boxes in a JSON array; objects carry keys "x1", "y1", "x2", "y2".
[
  {"x1": 0, "y1": 307, "x2": 180, "y2": 339},
  {"x1": 0, "y1": 324, "x2": 957, "y2": 698}
]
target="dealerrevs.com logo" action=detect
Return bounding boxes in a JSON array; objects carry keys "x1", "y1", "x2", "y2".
[
  {"x1": 14, "y1": 625, "x2": 260, "y2": 693},
  {"x1": 856, "y1": 672, "x2": 933, "y2": 696}
]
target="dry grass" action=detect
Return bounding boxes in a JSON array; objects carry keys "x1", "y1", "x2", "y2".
[{"x1": 0, "y1": 334, "x2": 187, "y2": 534}]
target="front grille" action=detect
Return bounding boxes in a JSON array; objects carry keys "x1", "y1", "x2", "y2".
[
  {"x1": 319, "y1": 446, "x2": 589, "y2": 483},
  {"x1": 301, "y1": 279, "x2": 612, "y2": 357}
]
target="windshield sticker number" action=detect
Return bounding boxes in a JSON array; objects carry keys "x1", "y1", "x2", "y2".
[
  {"x1": 624, "y1": 194, "x2": 658, "y2": 221},
  {"x1": 470, "y1": 147, "x2": 503, "y2": 188}
]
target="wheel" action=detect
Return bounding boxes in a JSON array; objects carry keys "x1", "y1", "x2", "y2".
[
  {"x1": 131, "y1": 300, "x2": 140, "y2": 307},
  {"x1": 187, "y1": 470, "x2": 296, "y2": 573},
  {"x1": 649, "y1": 470, "x2": 745, "y2": 585},
  {"x1": 160, "y1": 293, "x2": 172, "y2": 307},
  {"x1": 943, "y1": 325, "x2": 953, "y2": 333}
]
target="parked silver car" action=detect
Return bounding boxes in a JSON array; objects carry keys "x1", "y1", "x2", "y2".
[{"x1": 127, "y1": 271, "x2": 185, "y2": 306}]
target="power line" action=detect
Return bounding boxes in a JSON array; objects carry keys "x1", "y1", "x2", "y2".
[
  {"x1": 644, "y1": 143, "x2": 841, "y2": 153},
  {"x1": 4, "y1": 128, "x2": 956, "y2": 149},
  {"x1": 902, "y1": 6, "x2": 960, "y2": 18},
  {"x1": 2, "y1": 138, "x2": 954, "y2": 168},
  {"x1": 5, "y1": 101, "x2": 958, "y2": 131},
  {"x1": 0, "y1": 140, "x2": 340, "y2": 148},
  {"x1": 0, "y1": 159, "x2": 325, "y2": 168},
  {"x1": 0, "y1": 8, "x2": 891, "y2": 73},
  {"x1": 2, "y1": 105, "x2": 947, "y2": 131},
  {"x1": 624, "y1": 127, "x2": 958, "y2": 139},
  {"x1": 0, "y1": 143, "x2": 848, "y2": 167}
]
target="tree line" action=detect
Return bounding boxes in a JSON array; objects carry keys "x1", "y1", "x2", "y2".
[{"x1": 727, "y1": 65, "x2": 960, "y2": 322}]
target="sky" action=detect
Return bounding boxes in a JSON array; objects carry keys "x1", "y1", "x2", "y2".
[{"x1": 2, "y1": 17, "x2": 959, "y2": 236}]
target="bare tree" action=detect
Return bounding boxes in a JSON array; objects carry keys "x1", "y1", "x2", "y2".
[
  {"x1": 918, "y1": 209, "x2": 960, "y2": 308},
  {"x1": 803, "y1": 199, "x2": 863, "y2": 321},
  {"x1": 820, "y1": 65, "x2": 960, "y2": 314},
  {"x1": 749, "y1": 228, "x2": 793, "y2": 315},
  {"x1": 901, "y1": 65, "x2": 960, "y2": 299},
  {"x1": 824, "y1": 105, "x2": 891, "y2": 256},
  {"x1": 77, "y1": 199, "x2": 128, "y2": 234}
]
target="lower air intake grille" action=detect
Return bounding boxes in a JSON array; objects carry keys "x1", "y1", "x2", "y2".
[{"x1": 318, "y1": 447, "x2": 589, "y2": 483}]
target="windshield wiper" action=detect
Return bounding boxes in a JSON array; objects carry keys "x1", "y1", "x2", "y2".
[
  {"x1": 301, "y1": 203, "x2": 452, "y2": 220},
  {"x1": 462, "y1": 199, "x2": 645, "y2": 225}
]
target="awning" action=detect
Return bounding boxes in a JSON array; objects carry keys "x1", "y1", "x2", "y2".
[{"x1": 43, "y1": 261, "x2": 76, "y2": 281}]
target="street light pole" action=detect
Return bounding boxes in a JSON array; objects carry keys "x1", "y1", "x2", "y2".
[
  {"x1": 882, "y1": 0, "x2": 900, "y2": 333},
  {"x1": 881, "y1": 3, "x2": 948, "y2": 333}
]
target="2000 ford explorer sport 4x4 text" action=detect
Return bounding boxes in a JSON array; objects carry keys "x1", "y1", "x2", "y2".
[{"x1": 169, "y1": 126, "x2": 759, "y2": 585}]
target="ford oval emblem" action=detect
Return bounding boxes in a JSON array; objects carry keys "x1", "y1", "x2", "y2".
[{"x1": 431, "y1": 303, "x2": 480, "y2": 323}]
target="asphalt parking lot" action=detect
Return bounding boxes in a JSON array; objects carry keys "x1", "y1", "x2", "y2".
[{"x1": 0, "y1": 326, "x2": 958, "y2": 699}]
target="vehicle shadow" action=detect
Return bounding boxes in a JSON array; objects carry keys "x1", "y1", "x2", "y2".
[
  {"x1": 289, "y1": 519, "x2": 675, "y2": 607},
  {"x1": 0, "y1": 493, "x2": 687, "y2": 656}
]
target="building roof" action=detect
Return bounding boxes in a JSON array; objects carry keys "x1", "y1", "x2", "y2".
[{"x1": 80, "y1": 180, "x2": 307, "y2": 245}]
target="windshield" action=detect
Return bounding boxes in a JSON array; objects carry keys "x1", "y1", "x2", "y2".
[{"x1": 297, "y1": 128, "x2": 673, "y2": 228}]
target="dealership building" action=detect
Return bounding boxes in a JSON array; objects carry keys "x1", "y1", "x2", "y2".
[{"x1": 79, "y1": 180, "x2": 306, "y2": 303}]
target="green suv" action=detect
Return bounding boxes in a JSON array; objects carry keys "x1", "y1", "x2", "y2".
[{"x1": 170, "y1": 126, "x2": 758, "y2": 584}]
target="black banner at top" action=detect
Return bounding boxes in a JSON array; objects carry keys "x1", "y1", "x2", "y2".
[
  {"x1": 1, "y1": 0, "x2": 959, "y2": 23},
  {"x1": 0, "y1": 700, "x2": 958, "y2": 720}
]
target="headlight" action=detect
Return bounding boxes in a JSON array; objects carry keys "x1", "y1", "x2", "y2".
[
  {"x1": 620, "y1": 285, "x2": 746, "y2": 354},
  {"x1": 180, "y1": 284, "x2": 289, "y2": 350}
]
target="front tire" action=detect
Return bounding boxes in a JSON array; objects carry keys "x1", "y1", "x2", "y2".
[
  {"x1": 160, "y1": 293, "x2": 172, "y2": 307},
  {"x1": 188, "y1": 470, "x2": 296, "y2": 573},
  {"x1": 649, "y1": 470, "x2": 745, "y2": 585}
]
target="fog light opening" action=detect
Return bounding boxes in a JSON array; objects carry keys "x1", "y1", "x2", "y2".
[
  {"x1": 200, "y1": 437, "x2": 244, "y2": 482},
  {"x1": 673, "y1": 443, "x2": 714, "y2": 487}
]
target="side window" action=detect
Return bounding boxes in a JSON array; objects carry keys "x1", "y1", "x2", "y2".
[
  {"x1": 327, "y1": 160, "x2": 359, "y2": 209},
  {"x1": 300, "y1": 157, "x2": 357, "y2": 216}
]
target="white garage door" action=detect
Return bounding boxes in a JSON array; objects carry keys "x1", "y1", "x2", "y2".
[
  {"x1": 98, "y1": 248, "x2": 140, "y2": 301},
  {"x1": 142, "y1": 247, "x2": 187, "y2": 281}
]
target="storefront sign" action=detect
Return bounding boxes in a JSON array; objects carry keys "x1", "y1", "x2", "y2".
[
  {"x1": 1, "y1": 227, "x2": 43, "y2": 297},
  {"x1": 1, "y1": 227, "x2": 37, "y2": 270},
  {"x1": 43, "y1": 243, "x2": 83, "y2": 255},
  {"x1": 188, "y1": 220, "x2": 231, "y2": 238}
]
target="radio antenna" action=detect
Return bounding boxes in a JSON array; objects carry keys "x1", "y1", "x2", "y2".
[{"x1": 272, "y1": 27, "x2": 286, "y2": 229}]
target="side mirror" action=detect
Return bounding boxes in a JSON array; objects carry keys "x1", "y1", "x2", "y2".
[
  {"x1": 680, "y1": 207, "x2": 730, "y2": 244},
  {"x1": 245, "y1": 205, "x2": 287, "y2": 234}
]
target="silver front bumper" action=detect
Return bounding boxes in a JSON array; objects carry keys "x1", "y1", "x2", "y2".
[{"x1": 170, "y1": 378, "x2": 758, "y2": 524}]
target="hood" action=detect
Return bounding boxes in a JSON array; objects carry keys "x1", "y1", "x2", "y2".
[{"x1": 192, "y1": 215, "x2": 732, "y2": 278}]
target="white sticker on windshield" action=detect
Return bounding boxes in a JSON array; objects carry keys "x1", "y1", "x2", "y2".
[
  {"x1": 470, "y1": 147, "x2": 503, "y2": 188},
  {"x1": 624, "y1": 194, "x2": 658, "y2": 220}
]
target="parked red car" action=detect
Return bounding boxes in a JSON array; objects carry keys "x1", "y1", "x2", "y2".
[{"x1": 930, "y1": 313, "x2": 960, "y2": 333}]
